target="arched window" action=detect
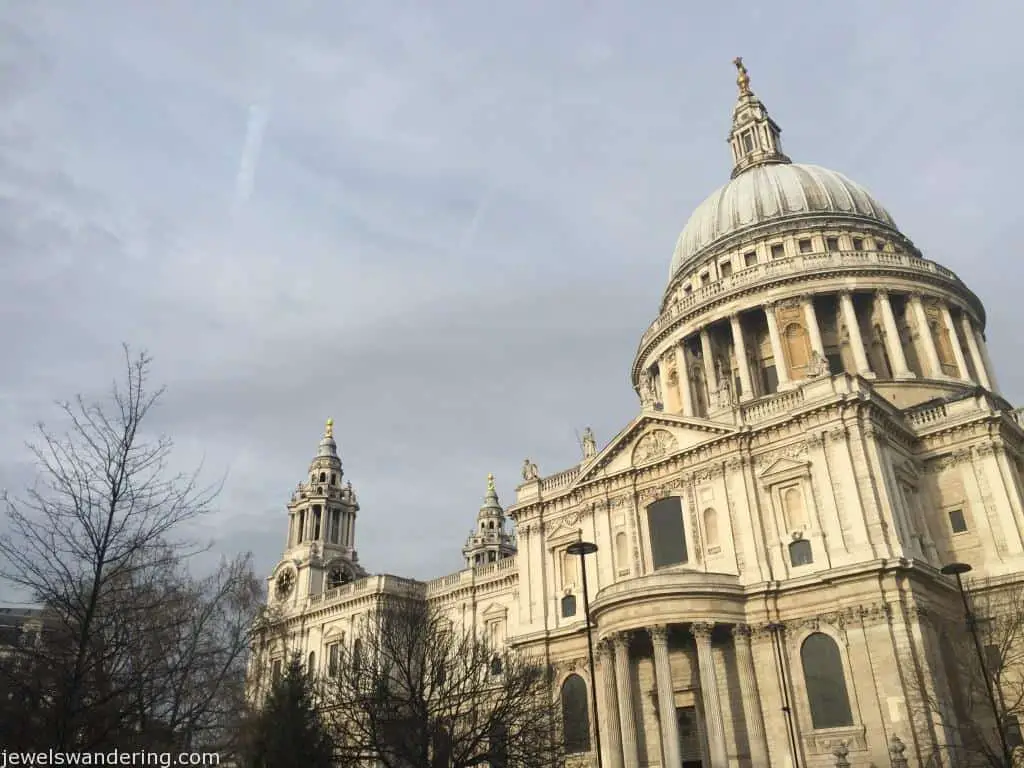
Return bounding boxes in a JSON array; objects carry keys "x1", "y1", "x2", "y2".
[
  {"x1": 560, "y1": 674, "x2": 591, "y2": 753},
  {"x1": 703, "y1": 508, "x2": 720, "y2": 551},
  {"x1": 561, "y1": 594, "x2": 577, "y2": 618},
  {"x1": 614, "y1": 531, "x2": 629, "y2": 576},
  {"x1": 784, "y1": 322, "x2": 811, "y2": 373},
  {"x1": 801, "y1": 633, "x2": 854, "y2": 728},
  {"x1": 782, "y1": 486, "x2": 807, "y2": 530},
  {"x1": 319, "y1": 472, "x2": 327, "y2": 482},
  {"x1": 308, "y1": 651, "x2": 316, "y2": 671}
]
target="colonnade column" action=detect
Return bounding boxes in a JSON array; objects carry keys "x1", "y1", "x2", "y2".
[
  {"x1": 674, "y1": 344, "x2": 694, "y2": 417},
  {"x1": 960, "y1": 313, "x2": 992, "y2": 389},
  {"x1": 613, "y1": 633, "x2": 640, "y2": 768},
  {"x1": 700, "y1": 329, "x2": 717, "y2": 394},
  {"x1": 838, "y1": 291, "x2": 872, "y2": 376},
  {"x1": 801, "y1": 295, "x2": 826, "y2": 359},
  {"x1": 730, "y1": 625, "x2": 769, "y2": 767},
  {"x1": 692, "y1": 623, "x2": 728, "y2": 767},
  {"x1": 729, "y1": 314, "x2": 754, "y2": 401},
  {"x1": 650, "y1": 626, "x2": 681, "y2": 768},
  {"x1": 940, "y1": 304, "x2": 970, "y2": 380},
  {"x1": 975, "y1": 327, "x2": 1001, "y2": 394},
  {"x1": 910, "y1": 293, "x2": 944, "y2": 378},
  {"x1": 597, "y1": 640, "x2": 625, "y2": 768},
  {"x1": 876, "y1": 290, "x2": 914, "y2": 378},
  {"x1": 763, "y1": 303, "x2": 790, "y2": 388}
]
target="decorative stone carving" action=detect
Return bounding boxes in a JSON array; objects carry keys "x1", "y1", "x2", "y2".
[
  {"x1": 521, "y1": 458, "x2": 539, "y2": 481},
  {"x1": 581, "y1": 427, "x2": 597, "y2": 460},
  {"x1": 639, "y1": 370, "x2": 658, "y2": 407},
  {"x1": 730, "y1": 623, "x2": 753, "y2": 639},
  {"x1": 649, "y1": 625, "x2": 669, "y2": 644},
  {"x1": 632, "y1": 429, "x2": 679, "y2": 464},
  {"x1": 690, "y1": 622, "x2": 715, "y2": 640},
  {"x1": 807, "y1": 349, "x2": 830, "y2": 378}
]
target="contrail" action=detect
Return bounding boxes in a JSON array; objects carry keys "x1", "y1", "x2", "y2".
[{"x1": 233, "y1": 103, "x2": 270, "y2": 212}]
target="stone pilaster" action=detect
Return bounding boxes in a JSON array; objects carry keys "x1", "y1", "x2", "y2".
[
  {"x1": 650, "y1": 626, "x2": 681, "y2": 768},
  {"x1": 801, "y1": 295, "x2": 826, "y2": 360},
  {"x1": 730, "y1": 314, "x2": 754, "y2": 401},
  {"x1": 940, "y1": 304, "x2": 970, "y2": 380},
  {"x1": 731, "y1": 624, "x2": 769, "y2": 767},
  {"x1": 700, "y1": 329, "x2": 716, "y2": 399},
  {"x1": 674, "y1": 343, "x2": 694, "y2": 417},
  {"x1": 960, "y1": 312, "x2": 991, "y2": 388},
  {"x1": 613, "y1": 633, "x2": 640, "y2": 768},
  {"x1": 692, "y1": 623, "x2": 728, "y2": 767},
  {"x1": 910, "y1": 293, "x2": 943, "y2": 378}
]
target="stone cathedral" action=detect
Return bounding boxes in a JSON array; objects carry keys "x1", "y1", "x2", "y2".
[{"x1": 251, "y1": 61, "x2": 1024, "y2": 768}]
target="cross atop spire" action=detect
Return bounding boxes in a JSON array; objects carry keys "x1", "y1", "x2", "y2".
[{"x1": 733, "y1": 56, "x2": 752, "y2": 96}]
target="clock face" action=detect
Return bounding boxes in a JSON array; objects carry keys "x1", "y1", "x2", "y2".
[{"x1": 275, "y1": 569, "x2": 295, "y2": 599}]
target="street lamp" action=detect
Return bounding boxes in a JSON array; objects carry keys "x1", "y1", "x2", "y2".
[
  {"x1": 566, "y1": 539, "x2": 603, "y2": 768},
  {"x1": 941, "y1": 561, "x2": 1013, "y2": 766}
]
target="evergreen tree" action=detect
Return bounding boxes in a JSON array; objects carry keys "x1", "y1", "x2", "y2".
[{"x1": 243, "y1": 653, "x2": 334, "y2": 768}]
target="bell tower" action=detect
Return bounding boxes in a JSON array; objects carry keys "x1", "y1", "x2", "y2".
[
  {"x1": 462, "y1": 474, "x2": 516, "y2": 568},
  {"x1": 270, "y1": 419, "x2": 366, "y2": 606}
]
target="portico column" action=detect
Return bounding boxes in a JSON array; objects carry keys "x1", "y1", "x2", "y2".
[
  {"x1": 763, "y1": 303, "x2": 790, "y2": 387},
  {"x1": 940, "y1": 304, "x2": 970, "y2": 380},
  {"x1": 876, "y1": 290, "x2": 913, "y2": 378},
  {"x1": 960, "y1": 313, "x2": 992, "y2": 389},
  {"x1": 801, "y1": 295, "x2": 826, "y2": 359},
  {"x1": 910, "y1": 293, "x2": 944, "y2": 378},
  {"x1": 674, "y1": 343, "x2": 694, "y2": 417},
  {"x1": 597, "y1": 640, "x2": 625, "y2": 768},
  {"x1": 839, "y1": 291, "x2": 872, "y2": 376},
  {"x1": 700, "y1": 329, "x2": 717, "y2": 396},
  {"x1": 613, "y1": 633, "x2": 640, "y2": 768},
  {"x1": 692, "y1": 623, "x2": 728, "y2": 767},
  {"x1": 731, "y1": 625, "x2": 770, "y2": 768},
  {"x1": 729, "y1": 314, "x2": 754, "y2": 401},
  {"x1": 650, "y1": 626, "x2": 682, "y2": 768}
]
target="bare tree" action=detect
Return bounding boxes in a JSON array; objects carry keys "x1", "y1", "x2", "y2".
[
  {"x1": 911, "y1": 580, "x2": 1024, "y2": 768},
  {"x1": 0, "y1": 346, "x2": 261, "y2": 751},
  {"x1": 321, "y1": 598, "x2": 565, "y2": 768}
]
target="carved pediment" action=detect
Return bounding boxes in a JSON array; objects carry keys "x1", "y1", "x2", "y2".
[
  {"x1": 482, "y1": 602, "x2": 508, "y2": 618},
  {"x1": 633, "y1": 429, "x2": 679, "y2": 465},
  {"x1": 758, "y1": 456, "x2": 811, "y2": 483}
]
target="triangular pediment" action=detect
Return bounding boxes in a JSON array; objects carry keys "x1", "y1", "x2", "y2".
[
  {"x1": 758, "y1": 456, "x2": 810, "y2": 479},
  {"x1": 482, "y1": 602, "x2": 507, "y2": 618},
  {"x1": 574, "y1": 413, "x2": 735, "y2": 485}
]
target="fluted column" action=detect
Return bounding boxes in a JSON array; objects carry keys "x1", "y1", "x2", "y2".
[
  {"x1": 763, "y1": 303, "x2": 790, "y2": 387},
  {"x1": 598, "y1": 640, "x2": 625, "y2": 768},
  {"x1": 876, "y1": 290, "x2": 913, "y2": 378},
  {"x1": 910, "y1": 293, "x2": 943, "y2": 378},
  {"x1": 674, "y1": 344, "x2": 694, "y2": 417},
  {"x1": 692, "y1": 623, "x2": 728, "y2": 767},
  {"x1": 651, "y1": 626, "x2": 682, "y2": 768},
  {"x1": 801, "y1": 295, "x2": 826, "y2": 359},
  {"x1": 613, "y1": 633, "x2": 640, "y2": 768},
  {"x1": 839, "y1": 291, "x2": 872, "y2": 376},
  {"x1": 729, "y1": 314, "x2": 754, "y2": 401},
  {"x1": 700, "y1": 329, "x2": 716, "y2": 396},
  {"x1": 940, "y1": 304, "x2": 970, "y2": 380},
  {"x1": 731, "y1": 625, "x2": 769, "y2": 767},
  {"x1": 960, "y1": 313, "x2": 992, "y2": 389}
]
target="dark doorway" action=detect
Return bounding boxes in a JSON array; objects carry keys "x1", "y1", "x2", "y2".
[{"x1": 677, "y1": 705, "x2": 704, "y2": 767}]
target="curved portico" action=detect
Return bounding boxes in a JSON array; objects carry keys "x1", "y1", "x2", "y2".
[{"x1": 589, "y1": 572, "x2": 763, "y2": 768}]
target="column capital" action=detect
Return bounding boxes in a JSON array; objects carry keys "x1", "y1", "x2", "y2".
[
  {"x1": 649, "y1": 625, "x2": 669, "y2": 645},
  {"x1": 762, "y1": 300, "x2": 776, "y2": 311},
  {"x1": 611, "y1": 631, "x2": 633, "y2": 650},
  {"x1": 730, "y1": 623, "x2": 753, "y2": 641},
  {"x1": 596, "y1": 637, "x2": 616, "y2": 657},
  {"x1": 690, "y1": 621, "x2": 715, "y2": 640},
  {"x1": 874, "y1": 288, "x2": 890, "y2": 301},
  {"x1": 838, "y1": 289, "x2": 853, "y2": 300}
]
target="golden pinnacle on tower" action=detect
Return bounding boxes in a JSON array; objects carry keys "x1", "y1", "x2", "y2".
[
  {"x1": 487, "y1": 473, "x2": 496, "y2": 492},
  {"x1": 733, "y1": 56, "x2": 752, "y2": 96},
  {"x1": 325, "y1": 418, "x2": 334, "y2": 438}
]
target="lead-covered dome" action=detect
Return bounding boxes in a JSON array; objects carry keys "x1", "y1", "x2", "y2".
[
  {"x1": 669, "y1": 163, "x2": 897, "y2": 276},
  {"x1": 668, "y1": 57, "x2": 902, "y2": 279}
]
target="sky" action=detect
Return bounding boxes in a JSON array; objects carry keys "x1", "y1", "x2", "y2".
[{"x1": 1, "y1": 1, "x2": 1022, "y2": 597}]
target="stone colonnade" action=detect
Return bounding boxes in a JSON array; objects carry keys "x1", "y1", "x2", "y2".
[
  {"x1": 650, "y1": 290, "x2": 996, "y2": 415},
  {"x1": 289, "y1": 503, "x2": 356, "y2": 549},
  {"x1": 596, "y1": 622, "x2": 769, "y2": 768}
]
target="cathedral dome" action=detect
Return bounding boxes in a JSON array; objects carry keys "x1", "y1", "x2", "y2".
[{"x1": 669, "y1": 163, "x2": 898, "y2": 277}]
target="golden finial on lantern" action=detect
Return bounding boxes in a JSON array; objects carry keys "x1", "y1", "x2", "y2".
[
  {"x1": 487, "y1": 473, "x2": 495, "y2": 492},
  {"x1": 325, "y1": 418, "x2": 334, "y2": 438},
  {"x1": 733, "y1": 56, "x2": 751, "y2": 96}
]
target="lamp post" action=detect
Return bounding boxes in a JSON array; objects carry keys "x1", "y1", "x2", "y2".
[
  {"x1": 941, "y1": 561, "x2": 1013, "y2": 766},
  {"x1": 566, "y1": 539, "x2": 603, "y2": 768}
]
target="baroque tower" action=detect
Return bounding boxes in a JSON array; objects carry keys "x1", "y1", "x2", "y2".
[{"x1": 462, "y1": 473, "x2": 517, "y2": 568}]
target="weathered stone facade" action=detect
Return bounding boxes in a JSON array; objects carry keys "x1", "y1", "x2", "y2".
[{"x1": 250, "y1": 61, "x2": 1024, "y2": 768}]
